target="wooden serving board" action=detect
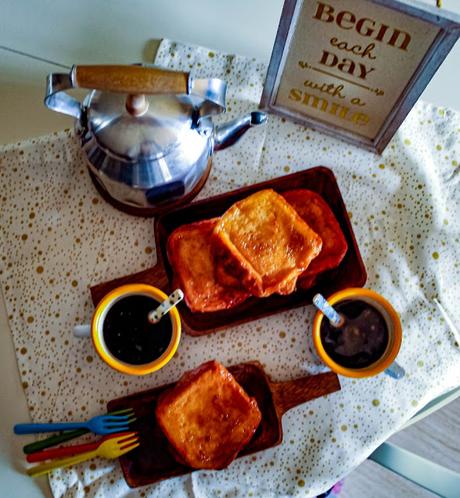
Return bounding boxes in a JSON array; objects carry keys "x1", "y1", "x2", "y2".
[
  {"x1": 91, "y1": 167, "x2": 367, "y2": 335},
  {"x1": 107, "y1": 362, "x2": 340, "y2": 488}
]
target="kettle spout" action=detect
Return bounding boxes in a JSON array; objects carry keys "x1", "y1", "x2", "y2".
[{"x1": 214, "y1": 112, "x2": 267, "y2": 151}]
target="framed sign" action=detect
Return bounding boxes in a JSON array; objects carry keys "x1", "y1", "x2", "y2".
[{"x1": 260, "y1": 0, "x2": 460, "y2": 153}]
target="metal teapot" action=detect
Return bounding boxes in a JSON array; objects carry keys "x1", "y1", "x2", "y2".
[{"x1": 45, "y1": 65, "x2": 266, "y2": 215}]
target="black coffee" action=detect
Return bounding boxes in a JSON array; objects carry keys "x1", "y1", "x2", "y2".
[
  {"x1": 103, "y1": 295, "x2": 173, "y2": 365},
  {"x1": 320, "y1": 300, "x2": 388, "y2": 369}
]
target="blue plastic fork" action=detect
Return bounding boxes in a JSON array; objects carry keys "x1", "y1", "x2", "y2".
[{"x1": 14, "y1": 408, "x2": 136, "y2": 436}]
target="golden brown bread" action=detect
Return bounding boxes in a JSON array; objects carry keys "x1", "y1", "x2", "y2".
[
  {"x1": 212, "y1": 189, "x2": 323, "y2": 297},
  {"x1": 167, "y1": 219, "x2": 249, "y2": 312},
  {"x1": 282, "y1": 190, "x2": 348, "y2": 289},
  {"x1": 155, "y1": 360, "x2": 262, "y2": 469}
]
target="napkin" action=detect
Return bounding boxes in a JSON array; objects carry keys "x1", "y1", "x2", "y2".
[{"x1": 0, "y1": 39, "x2": 459, "y2": 498}]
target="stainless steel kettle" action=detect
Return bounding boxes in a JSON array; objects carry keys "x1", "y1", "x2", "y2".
[{"x1": 45, "y1": 65, "x2": 266, "y2": 215}]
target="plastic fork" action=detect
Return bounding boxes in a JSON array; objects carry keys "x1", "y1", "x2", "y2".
[
  {"x1": 27, "y1": 432, "x2": 139, "y2": 477},
  {"x1": 23, "y1": 409, "x2": 132, "y2": 454},
  {"x1": 23, "y1": 429, "x2": 89, "y2": 454},
  {"x1": 14, "y1": 408, "x2": 136, "y2": 436},
  {"x1": 26, "y1": 433, "x2": 128, "y2": 463}
]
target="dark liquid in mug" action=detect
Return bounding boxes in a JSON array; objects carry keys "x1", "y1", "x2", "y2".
[
  {"x1": 103, "y1": 295, "x2": 173, "y2": 365},
  {"x1": 320, "y1": 300, "x2": 389, "y2": 369}
]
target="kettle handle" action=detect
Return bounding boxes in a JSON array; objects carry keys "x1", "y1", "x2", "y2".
[
  {"x1": 44, "y1": 65, "x2": 223, "y2": 118},
  {"x1": 73, "y1": 65, "x2": 189, "y2": 95},
  {"x1": 45, "y1": 66, "x2": 190, "y2": 119}
]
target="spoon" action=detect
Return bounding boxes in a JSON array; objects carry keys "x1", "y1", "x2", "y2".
[
  {"x1": 147, "y1": 289, "x2": 184, "y2": 324},
  {"x1": 313, "y1": 293, "x2": 345, "y2": 327}
]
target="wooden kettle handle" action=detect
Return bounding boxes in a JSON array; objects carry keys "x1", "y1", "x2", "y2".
[
  {"x1": 270, "y1": 372, "x2": 340, "y2": 416},
  {"x1": 73, "y1": 65, "x2": 189, "y2": 95},
  {"x1": 90, "y1": 263, "x2": 170, "y2": 306}
]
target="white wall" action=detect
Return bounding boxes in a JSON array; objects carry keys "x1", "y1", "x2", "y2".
[{"x1": 0, "y1": 0, "x2": 459, "y2": 143}]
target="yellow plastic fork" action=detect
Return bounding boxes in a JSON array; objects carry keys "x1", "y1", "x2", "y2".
[{"x1": 27, "y1": 432, "x2": 139, "y2": 477}]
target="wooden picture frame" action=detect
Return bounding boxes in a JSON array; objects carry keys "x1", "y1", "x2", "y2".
[{"x1": 260, "y1": 0, "x2": 460, "y2": 153}]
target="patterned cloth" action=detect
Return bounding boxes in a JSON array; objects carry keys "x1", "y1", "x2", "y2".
[{"x1": 0, "y1": 39, "x2": 459, "y2": 497}]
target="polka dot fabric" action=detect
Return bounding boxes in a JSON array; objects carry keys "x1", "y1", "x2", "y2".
[{"x1": 0, "y1": 39, "x2": 459, "y2": 497}]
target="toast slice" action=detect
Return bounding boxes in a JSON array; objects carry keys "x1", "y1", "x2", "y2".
[
  {"x1": 282, "y1": 189, "x2": 348, "y2": 289},
  {"x1": 167, "y1": 219, "x2": 250, "y2": 313},
  {"x1": 155, "y1": 360, "x2": 262, "y2": 469},
  {"x1": 212, "y1": 189, "x2": 322, "y2": 297}
]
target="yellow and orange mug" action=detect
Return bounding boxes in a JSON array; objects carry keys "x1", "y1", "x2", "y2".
[
  {"x1": 312, "y1": 288, "x2": 405, "y2": 379},
  {"x1": 74, "y1": 284, "x2": 181, "y2": 375}
]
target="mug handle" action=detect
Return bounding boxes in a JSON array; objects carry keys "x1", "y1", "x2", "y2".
[
  {"x1": 385, "y1": 361, "x2": 405, "y2": 379},
  {"x1": 73, "y1": 324, "x2": 91, "y2": 338}
]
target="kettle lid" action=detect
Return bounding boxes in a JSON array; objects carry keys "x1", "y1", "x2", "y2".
[{"x1": 83, "y1": 91, "x2": 198, "y2": 161}]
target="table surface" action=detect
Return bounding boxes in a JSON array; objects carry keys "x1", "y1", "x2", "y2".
[{"x1": 1, "y1": 1, "x2": 459, "y2": 496}]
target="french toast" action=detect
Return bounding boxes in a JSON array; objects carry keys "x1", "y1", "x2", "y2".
[
  {"x1": 155, "y1": 360, "x2": 262, "y2": 470},
  {"x1": 282, "y1": 189, "x2": 348, "y2": 289},
  {"x1": 212, "y1": 189, "x2": 323, "y2": 297},
  {"x1": 167, "y1": 219, "x2": 250, "y2": 312}
]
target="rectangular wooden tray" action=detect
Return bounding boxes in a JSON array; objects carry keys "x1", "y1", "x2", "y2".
[
  {"x1": 107, "y1": 362, "x2": 340, "y2": 488},
  {"x1": 91, "y1": 167, "x2": 367, "y2": 335}
]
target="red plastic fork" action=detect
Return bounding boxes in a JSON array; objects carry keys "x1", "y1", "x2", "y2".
[{"x1": 26, "y1": 432, "x2": 130, "y2": 463}]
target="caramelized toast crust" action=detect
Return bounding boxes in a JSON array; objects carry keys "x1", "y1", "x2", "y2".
[
  {"x1": 282, "y1": 190, "x2": 348, "y2": 289},
  {"x1": 167, "y1": 219, "x2": 249, "y2": 312},
  {"x1": 155, "y1": 360, "x2": 262, "y2": 469},
  {"x1": 212, "y1": 189, "x2": 322, "y2": 297}
]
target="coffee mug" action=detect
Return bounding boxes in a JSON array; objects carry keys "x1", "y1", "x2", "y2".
[
  {"x1": 74, "y1": 283, "x2": 181, "y2": 375},
  {"x1": 312, "y1": 288, "x2": 404, "y2": 379}
]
